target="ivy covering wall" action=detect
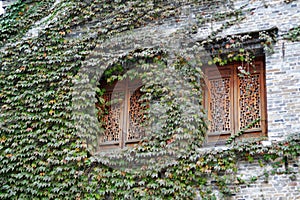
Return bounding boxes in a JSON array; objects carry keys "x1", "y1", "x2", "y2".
[{"x1": 0, "y1": 0, "x2": 299, "y2": 199}]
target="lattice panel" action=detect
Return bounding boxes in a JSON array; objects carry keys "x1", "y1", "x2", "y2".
[
  {"x1": 209, "y1": 78, "x2": 231, "y2": 133},
  {"x1": 100, "y1": 92, "x2": 122, "y2": 143},
  {"x1": 238, "y1": 74, "x2": 261, "y2": 129},
  {"x1": 127, "y1": 89, "x2": 146, "y2": 140}
]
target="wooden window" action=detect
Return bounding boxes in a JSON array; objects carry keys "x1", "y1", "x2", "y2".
[
  {"x1": 203, "y1": 58, "x2": 267, "y2": 145},
  {"x1": 99, "y1": 78, "x2": 147, "y2": 150}
]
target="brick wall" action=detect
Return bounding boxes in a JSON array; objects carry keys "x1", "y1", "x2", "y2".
[
  {"x1": 193, "y1": 0, "x2": 300, "y2": 140},
  {"x1": 266, "y1": 41, "x2": 300, "y2": 140},
  {"x1": 193, "y1": 1, "x2": 300, "y2": 199},
  {"x1": 4, "y1": 0, "x2": 299, "y2": 199},
  {"x1": 232, "y1": 156, "x2": 299, "y2": 200},
  {"x1": 76, "y1": 1, "x2": 300, "y2": 198},
  {"x1": 86, "y1": 0, "x2": 300, "y2": 140},
  {"x1": 195, "y1": 156, "x2": 300, "y2": 200},
  {"x1": 194, "y1": 1, "x2": 300, "y2": 199},
  {"x1": 217, "y1": 0, "x2": 300, "y2": 140}
]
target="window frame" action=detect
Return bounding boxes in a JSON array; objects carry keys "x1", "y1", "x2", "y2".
[
  {"x1": 98, "y1": 78, "x2": 146, "y2": 150},
  {"x1": 203, "y1": 56, "x2": 267, "y2": 145}
]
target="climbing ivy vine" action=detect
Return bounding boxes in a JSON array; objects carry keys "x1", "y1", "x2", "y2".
[{"x1": 0, "y1": 0, "x2": 299, "y2": 199}]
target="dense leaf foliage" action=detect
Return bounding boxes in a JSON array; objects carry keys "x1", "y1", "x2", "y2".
[{"x1": 0, "y1": 0, "x2": 299, "y2": 199}]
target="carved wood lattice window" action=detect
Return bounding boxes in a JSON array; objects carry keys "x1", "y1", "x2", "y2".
[
  {"x1": 99, "y1": 78, "x2": 147, "y2": 150},
  {"x1": 204, "y1": 59, "x2": 267, "y2": 144}
]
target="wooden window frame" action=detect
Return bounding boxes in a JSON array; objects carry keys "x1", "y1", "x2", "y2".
[
  {"x1": 203, "y1": 57, "x2": 267, "y2": 145},
  {"x1": 98, "y1": 78, "x2": 146, "y2": 150}
]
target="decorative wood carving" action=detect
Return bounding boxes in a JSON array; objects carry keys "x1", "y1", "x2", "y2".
[
  {"x1": 128, "y1": 89, "x2": 147, "y2": 140},
  {"x1": 209, "y1": 78, "x2": 232, "y2": 133},
  {"x1": 100, "y1": 92, "x2": 122, "y2": 143},
  {"x1": 204, "y1": 58, "x2": 267, "y2": 143},
  {"x1": 238, "y1": 74, "x2": 261, "y2": 130},
  {"x1": 99, "y1": 78, "x2": 145, "y2": 149}
]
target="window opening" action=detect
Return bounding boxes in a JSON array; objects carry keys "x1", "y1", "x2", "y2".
[
  {"x1": 203, "y1": 57, "x2": 267, "y2": 144},
  {"x1": 99, "y1": 78, "x2": 147, "y2": 150}
]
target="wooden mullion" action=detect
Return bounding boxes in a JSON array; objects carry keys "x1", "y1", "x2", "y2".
[
  {"x1": 205, "y1": 70, "x2": 212, "y2": 135},
  {"x1": 258, "y1": 59, "x2": 268, "y2": 136},
  {"x1": 232, "y1": 63, "x2": 238, "y2": 137},
  {"x1": 120, "y1": 78, "x2": 129, "y2": 148}
]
